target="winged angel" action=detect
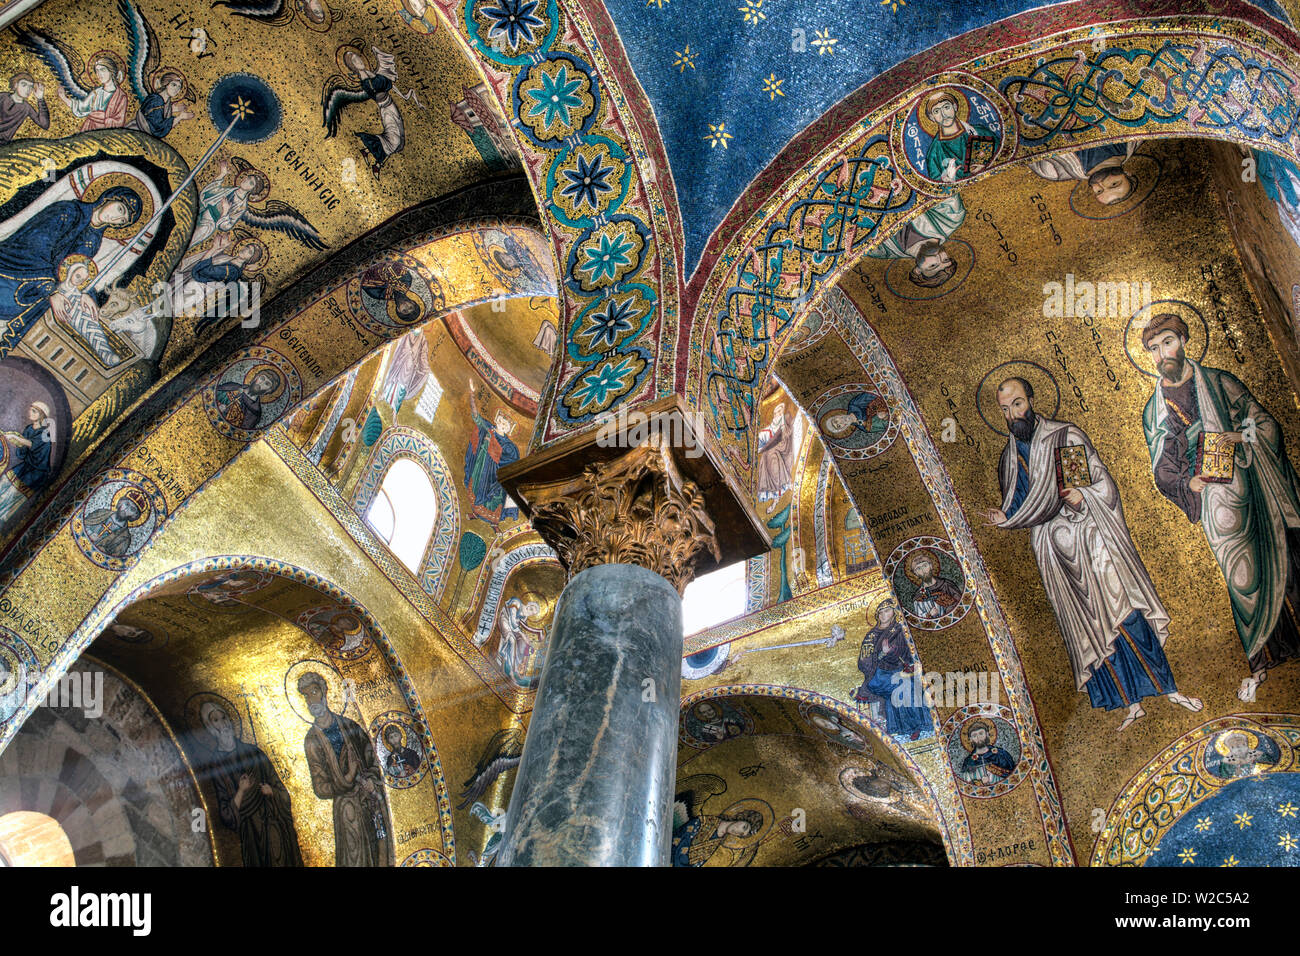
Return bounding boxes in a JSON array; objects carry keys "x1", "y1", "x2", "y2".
[
  {"x1": 322, "y1": 44, "x2": 409, "y2": 178},
  {"x1": 211, "y1": 0, "x2": 344, "y2": 32},
  {"x1": 15, "y1": 0, "x2": 193, "y2": 137}
]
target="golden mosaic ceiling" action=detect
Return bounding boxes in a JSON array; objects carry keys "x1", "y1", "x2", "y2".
[{"x1": 3, "y1": 0, "x2": 1300, "y2": 870}]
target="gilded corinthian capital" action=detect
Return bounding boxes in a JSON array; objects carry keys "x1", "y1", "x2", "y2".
[{"x1": 514, "y1": 436, "x2": 721, "y2": 593}]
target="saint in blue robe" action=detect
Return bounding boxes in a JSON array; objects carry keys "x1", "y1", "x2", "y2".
[
  {"x1": 9, "y1": 421, "x2": 52, "y2": 491},
  {"x1": 464, "y1": 411, "x2": 519, "y2": 526},
  {"x1": 127, "y1": 93, "x2": 180, "y2": 138},
  {"x1": 961, "y1": 745, "x2": 1016, "y2": 783},
  {"x1": 853, "y1": 621, "x2": 932, "y2": 739}
]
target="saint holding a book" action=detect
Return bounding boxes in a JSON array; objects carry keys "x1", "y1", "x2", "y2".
[
  {"x1": 1141, "y1": 312, "x2": 1300, "y2": 700},
  {"x1": 982, "y1": 374, "x2": 1202, "y2": 730}
]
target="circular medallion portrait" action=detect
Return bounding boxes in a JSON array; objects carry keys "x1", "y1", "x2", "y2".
[
  {"x1": 203, "y1": 347, "x2": 302, "y2": 442},
  {"x1": 102, "y1": 619, "x2": 168, "y2": 650},
  {"x1": 297, "y1": 606, "x2": 375, "y2": 662},
  {"x1": 346, "y1": 253, "x2": 445, "y2": 334},
  {"x1": 942, "y1": 706, "x2": 1026, "y2": 799},
  {"x1": 838, "y1": 759, "x2": 926, "y2": 819},
  {"x1": 0, "y1": 628, "x2": 38, "y2": 729},
  {"x1": 187, "y1": 568, "x2": 274, "y2": 613},
  {"x1": 884, "y1": 536, "x2": 972, "y2": 630},
  {"x1": 370, "y1": 710, "x2": 428, "y2": 789},
  {"x1": 1203, "y1": 727, "x2": 1284, "y2": 781},
  {"x1": 798, "y1": 700, "x2": 873, "y2": 754},
  {"x1": 681, "y1": 698, "x2": 754, "y2": 749},
  {"x1": 681, "y1": 642, "x2": 730, "y2": 681},
  {"x1": 71, "y1": 469, "x2": 168, "y2": 570},
  {"x1": 881, "y1": 235, "x2": 975, "y2": 301},
  {"x1": 782, "y1": 304, "x2": 831, "y2": 354},
  {"x1": 895, "y1": 78, "x2": 1012, "y2": 187},
  {"x1": 812, "y1": 383, "x2": 898, "y2": 460},
  {"x1": 473, "y1": 226, "x2": 554, "y2": 294}
]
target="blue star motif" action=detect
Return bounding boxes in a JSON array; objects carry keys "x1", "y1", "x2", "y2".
[
  {"x1": 560, "y1": 152, "x2": 615, "y2": 212},
  {"x1": 580, "y1": 231, "x2": 635, "y2": 284},
  {"x1": 480, "y1": 0, "x2": 544, "y2": 51},
  {"x1": 580, "y1": 296, "x2": 638, "y2": 349},
  {"x1": 527, "y1": 65, "x2": 584, "y2": 130},
  {"x1": 572, "y1": 356, "x2": 639, "y2": 409}
]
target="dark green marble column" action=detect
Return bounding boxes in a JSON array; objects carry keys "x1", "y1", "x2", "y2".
[{"x1": 496, "y1": 562, "x2": 683, "y2": 867}]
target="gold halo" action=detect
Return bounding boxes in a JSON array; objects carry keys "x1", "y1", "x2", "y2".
[
  {"x1": 976, "y1": 360, "x2": 1061, "y2": 436},
  {"x1": 1069, "y1": 153, "x2": 1160, "y2": 220},
  {"x1": 959, "y1": 716, "x2": 999, "y2": 753},
  {"x1": 676, "y1": 772, "x2": 728, "y2": 801},
  {"x1": 1213, "y1": 729, "x2": 1260, "y2": 756},
  {"x1": 231, "y1": 238, "x2": 268, "y2": 276},
  {"x1": 335, "y1": 40, "x2": 370, "y2": 76},
  {"x1": 817, "y1": 393, "x2": 886, "y2": 442},
  {"x1": 818, "y1": 406, "x2": 858, "y2": 441},
  {"x1": 915, "y1": 86, "x2": 971, "y2": 140},
  {"x1": 285, "y1": 659, "x2": 353, "y2": 723},
  {"x1": 148, "y1": 68, "x2": 190, "y2": 98},
  {"x1": 518, "y1": 589, "x2": 553, "y2": 622},
  {"x1": 716, "y1": 797, "x2": 775, "y2": 847},
  {"x1": 379, "y1": 720, "x2": 408, "y2": 750},
  {"x1": 867, "y1": 596, "x2": 899, "y2": 623},
  {"x1": 297, "y1": 0, "x2": 336, "y2": 31},
  {"x1": 229, "y1": 158, "x2": 271, "y2": 204},
  {"x1": 838, "y1": 762, "x2": 890, "y2": 800},
  {"x1": 1123, "y1": 299, "x2": 1209, "y2": 378},
  {"x1": 184, "y1": 691, "x2": 243, "y2": 747},
  {"x1": 242, "y1": 363, "x2": 287, "y2": 403},
  {"x1": 57, "y1": 254, "x2": 97, "y2": 285},
  {"x1": 79, "y1": 173, "x2": 153, "y2": 243},
  {"x1": 86, "y1": 50, "x2": 126, "y2": 85},
  {"x1": 882, "y1": 237, "x2": 974, "y2": 301},
  {"x1": 110, "y1": 484, "x2": 152, "y2": 527},
  {"x1": 330, "y1": 611, "x2": 363, "y2": 635},
  {"x1": 207, "y1": 569, "x2": 265, "y2": 593},
  {"x1": 902, "y1": 546, "x2": 944, "y2": 587}
]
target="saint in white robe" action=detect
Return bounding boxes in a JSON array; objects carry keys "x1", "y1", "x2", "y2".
[{"x1": 996, "y1": 415, "x2": 1175, "y2": 699}]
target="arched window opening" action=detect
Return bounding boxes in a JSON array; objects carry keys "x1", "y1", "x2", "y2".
[
  {"x1": 682, "y1": 560, "x2": 748, "y2": 635},
  {"x1": 364, "y1": 457, "x2": 436, "y2": 574},
  {"x1": 0, "y1": 811, "x2": 75, "y2": 867}
]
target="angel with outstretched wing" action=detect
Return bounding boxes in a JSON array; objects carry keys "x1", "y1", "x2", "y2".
[
  {"x1": 323, "y1": 43, "x2": 407, "y2": 177},
  {"x1": 211, "y1": 0, "x2": 342, "y2": 31},
  {"x1": 116, "y1": 0, "x2": 196, "y2": 139},
  {"x1": 191, "y1": 156, "x2": 326, "y2": 254},
  {"x1": 456, "y1": 727, "x2": 524, "y2": 809},
  {"x1": 15, "y1": 27, "x2": 128, "y2": 131}
]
